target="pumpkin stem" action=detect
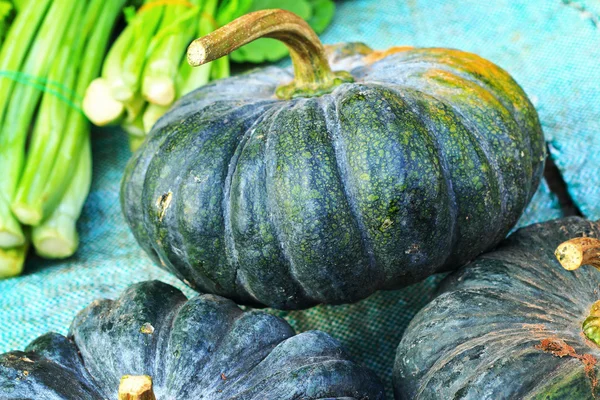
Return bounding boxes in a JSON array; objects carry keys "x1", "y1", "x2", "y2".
[
  {"x1": 186, "y1": 9, "x2": 354, "y2": 99},
  {"x1": 555, "y1": 237, "x2": 600, "y2": 271},
  {"x1": 556, "y1": 238, "x2": 600, "y2": 346},
  {"x1": 118, "y1": 375, "x2": 156, "y2": 400}
]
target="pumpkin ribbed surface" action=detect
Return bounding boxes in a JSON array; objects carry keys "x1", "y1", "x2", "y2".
[
  {"x1": 395, "y1": 217, "x2": 600, "y2": 399},
  {"x1": 122, "y1": 45, "x2": 545, "y2": 309},
  {"x1": 0, "y1": 281, "x2": 384, "y2": 399}
]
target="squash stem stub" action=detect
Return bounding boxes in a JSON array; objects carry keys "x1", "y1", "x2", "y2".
[
  {"x1": 186, "y1": 9, "x2": 354, "y2": 99},
  {"x1": 118, "y1": 375, "x2": 156, "y2": 400},
  {"x1": 555, "y1": 237, "x2": 600, "y2": 346},
  {"x1": 555, "y1": 237, "x2": 600, "y2": 271}
]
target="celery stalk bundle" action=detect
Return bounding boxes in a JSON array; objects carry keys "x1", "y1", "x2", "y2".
[
  {"x1": 84, "y1": 0, "x2": 229, "y2": 150},
  {"x1": 82, "y1": 0, "x2": 336, "y2": 150},
  {"x1": 0, "y1": 0, "x2": 126, "y2": 278}
]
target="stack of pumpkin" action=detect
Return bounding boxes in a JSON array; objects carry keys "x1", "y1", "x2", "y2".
[{"x1": 1, "y1": 9, "x2": 599, "y2": 399}]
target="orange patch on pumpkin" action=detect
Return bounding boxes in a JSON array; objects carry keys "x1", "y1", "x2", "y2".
[{"x1": 363, "y1": 46, "x2": 414, "y2": 64}]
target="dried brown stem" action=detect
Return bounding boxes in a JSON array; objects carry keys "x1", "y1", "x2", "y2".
[{"x1": 187, "y1": 9, "x2": 353, "y2": 99}]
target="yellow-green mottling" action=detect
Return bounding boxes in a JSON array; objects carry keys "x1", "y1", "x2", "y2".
[
  {"x1": 122, "y1": 41, "x2": 545, "y2": 309},
  {"x1": 584, "y1": 301, "x2": 600, "y2": 347},
  {"x1": 532, "y1": 368, "x2": 597, "y2": 400}
]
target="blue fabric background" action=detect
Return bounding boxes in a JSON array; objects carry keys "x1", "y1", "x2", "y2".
[{"x1": 2, "y1": 0, "x2": 598, "y2": 396}]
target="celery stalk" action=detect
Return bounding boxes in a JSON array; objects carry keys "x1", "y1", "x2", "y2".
[
  {"x1": 11, "y1": 0, "x2": 88, "y2": 226},
  {"x1": 124, "y1": 92, "x2": 146, "y2": 124},
  {"x1": 0, "y1": 0, "x2": 53, "y2": 246},
  {"x1": 0, "y1": 0, "x2": 80, "y2": 248},
  {"x1": 128, "y1": 134, "x2": 147, "y2": 153},
  {"x1": 210, "y1": 55, "x2": 230, "y2": 80},
  {"x1": 142, "y1": 103, "x2": 169, "y2": 133},
  {"x1": 143, "y1": 0, "x2": 224, "y2": 134},
  {"x1": 82, "y1": 6, "x2": 138, "y2": 126},
  {"x1": 0, "y1": 206, "x2": 22, "y2": 248},
  {"x1": 109, "y1": 2, "x2": 164, "y2": 102},
  {"x1": 82, "y1": 77, "x2": 125, "y2": 126},
  {"x1": 0, "y1": 0, "x2": 52, "y2": 122},
  {"x1": 123, "y1": 103, "x2": 147, "y2": 151},
  {"x1": 177, "y1": 0, "x2": 218, "y2": 96},
  {"x1": 176, "y1": 57, "x2": 212, "y2": 97},
  {"x1": 82, "y1": 2, "x2": 164, "y2": 124},
  {"x1": 10, "y1": 0, "x2": 28, "y2": 12},
  {"x1": 0, "y1": 240, "x2": 28, "y2": 279},
  {"x1": 29, "y1": 0, "x2": 127, "y2": 224},
  {"x1": 100, "y1": 13, "x2": 136, "y2": 84},
  {"x1": 32, "y1": 136, "x2": 91, "y2": 259},
  {"x1": 0, "y1": 1, "x2": 14, "y2": 45},
  {"x1": 141, "y1": 2, "x2": 201, "y2": 106},
  {"x1": 123, "y1": 103, "x2": 146, "y2": 137}
]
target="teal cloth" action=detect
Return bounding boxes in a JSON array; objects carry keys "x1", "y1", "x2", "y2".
[{"x1": 3, "y1": 0, "x2": 600, "y2": 396}]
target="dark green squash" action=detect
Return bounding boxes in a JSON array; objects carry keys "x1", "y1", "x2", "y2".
[
  {"x1": 0, "y1": 281, "x2": 384, "y2": 399},
  {"x1": 394, "y1": 217, "x2": 600, "y2": 399},
  {"x1": 121, "y1": 9, "x2": 546, "y2": 309}
]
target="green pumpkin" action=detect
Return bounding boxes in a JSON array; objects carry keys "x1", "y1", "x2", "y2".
[
  {"x1": 121, "y1": 9, "x2": 546, "y2": 309},
  {"x1": 0, "y1": 281, "x2": 384, "y2": 399},
  {"x1": 394, "y1": 217, "x2": 600, "y2": 399}
]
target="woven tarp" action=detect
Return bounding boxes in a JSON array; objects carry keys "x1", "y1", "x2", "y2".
[{"x1": 3, "y1": 0, "x2": 599, "y2": 396}]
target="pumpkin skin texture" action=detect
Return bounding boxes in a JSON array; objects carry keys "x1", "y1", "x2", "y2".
[
  {"x1": 0, "y1": 281, "x2": 384, "y2": 399},
  {"x1": 394, "y1": 217, "x2": 600, "y2": 400},
  {"x1": 121, "y1": 41, "x2": 545, "y2": 310}
]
